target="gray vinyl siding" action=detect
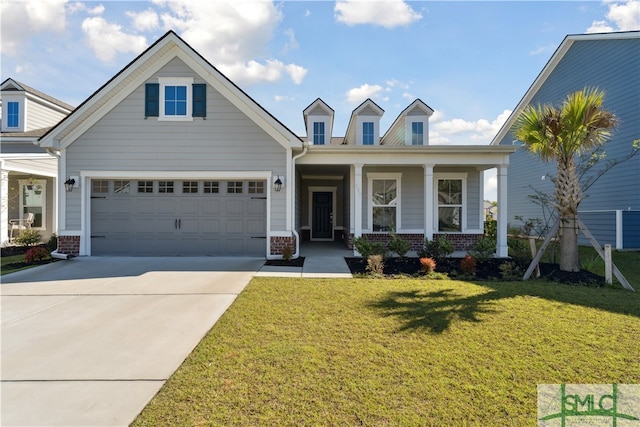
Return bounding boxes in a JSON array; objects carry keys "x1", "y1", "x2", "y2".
[
  {"x1": 64, "y1": 57, "x2": 287, "y2": 230},
  {"x1": 26, "y1": 99, "x2": 68, "y2": 132},
  {"x1": 622, "y1": 211, "x2": 640, "y2": 248},
  {"x1": 497, "y1": 37, "x2": 640, "y2": 231}
]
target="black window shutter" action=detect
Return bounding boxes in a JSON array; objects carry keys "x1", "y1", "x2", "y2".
[
  {"x1": 145, "y1": 83, "x2": 159, "y2": 117},
  {"x1": 192, "y1": 84, "x2": 206, "y2": 117}
]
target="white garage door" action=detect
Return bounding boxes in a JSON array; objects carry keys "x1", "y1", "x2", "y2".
[{"x1": 91, "y1": 179, "x2": 266, "y2": 256}]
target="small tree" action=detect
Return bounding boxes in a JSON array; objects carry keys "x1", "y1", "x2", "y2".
[{"x1": 513, "y1": 87, "x2": 618, "y2": 272}]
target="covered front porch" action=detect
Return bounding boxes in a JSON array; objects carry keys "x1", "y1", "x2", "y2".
[{"x1": 292, "y1": 145, "x2": 515, "y2": 257}]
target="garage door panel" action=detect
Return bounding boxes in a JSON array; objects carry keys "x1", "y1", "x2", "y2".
[{"x1": 91, "y1": 180, "x2": 266, "y2": 256}]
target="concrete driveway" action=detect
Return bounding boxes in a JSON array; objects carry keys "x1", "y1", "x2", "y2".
[{"x1": 1, "y1": 256, "x2": 263, "y2": 427}]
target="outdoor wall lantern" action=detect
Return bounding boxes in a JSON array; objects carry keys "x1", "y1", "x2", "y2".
[
  {"x1": 273, "y1": 176, "x2": 283, "y2": 192},
  {"x1": 64, "y1": 178, "x2": 76, "y2": 192}
]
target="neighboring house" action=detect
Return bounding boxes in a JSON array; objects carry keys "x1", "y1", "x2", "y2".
[
  {"x1": 1, "y1": 79, "x2": 74, "y2": 246},
  {"x1": 492, "y1": 31, "x2": 640, "y2": 249},
  {"x1": 40, "y1": 30, "x2": 515, "y2": 258}
]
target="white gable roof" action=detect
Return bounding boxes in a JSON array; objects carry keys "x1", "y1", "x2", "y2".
[
  {"x1": 491, "y1": 31, "x2": 640, "y2": 146},
  {"x1": 40, "y1": 30, "x2": 301, "y2": 150}
]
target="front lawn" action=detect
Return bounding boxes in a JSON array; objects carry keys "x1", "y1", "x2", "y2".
[{"x1": 133, "y1": 278, "x2": 640, "y2": 426}]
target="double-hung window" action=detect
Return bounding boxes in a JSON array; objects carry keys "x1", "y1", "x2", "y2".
[
  {"x1": 363, "y1": 122, "x2": 374, "y2": 145},
  {"x1": 411, "y1": 122, "x2": 424, "y2": 145},
  {"x1": 436, "y1": 175, "x2": 466, "y2": 232},
  {"x1": 7, "y1": 102, "x2": 19, "y2": 128},
  {"x1": 368, "y1": 173, "x2": 401, "y2": 232},
  {"x1": 19, "y1": 179, "x2": 46, "y2": 229},
  {"x1": 313, "y1": 122, "x2": 325, "y2": 145}
]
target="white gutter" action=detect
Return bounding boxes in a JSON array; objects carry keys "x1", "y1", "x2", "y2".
[{"x1": 290, "y1": 141, "x2": 309, "y2": 259}]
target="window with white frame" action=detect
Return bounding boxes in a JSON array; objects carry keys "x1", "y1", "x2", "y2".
[
  {"x1": 411, "y1": 122, "x2": 424, "y2": 145},
  {"x1": 363, "y1": 122, "x2": 374, "y2": 145},
  {"x1": 313, "y1": 122, "x2": 325, "y2": 145},
  {"x1": 7, "y1": 101, "x2": 19, "y2": 128},
  {"x1": 435, "y1": 175, "x2": 467, "y2": 232},
  {"x1": 368, "y1": 173, "x2": 401, "y2": 232},
  {"x1": 158, "y1": 77, "x2": 193, "y2": 120},
  {"x1": 19, "y1": 179, "x2": 46, "y2": 229}
]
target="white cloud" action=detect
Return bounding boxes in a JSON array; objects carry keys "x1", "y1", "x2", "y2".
[
  {"x1": 275, "y1": 95, "x2": 295, "y2": 102},
  {"x1": 587, "y1": 20, "x2": 615, "y2": 33},
  {"x1": 430, "y1": 110, "x2": 512, "y2": 145},
  {"x1": 1, "y1": 0, "x2": 67, "y2": 55},
  {"x1": 587, "y1": 0, "x2": 640, "y2": 33},
  {"x1": 283, "y1": 28, "x2": 298, "y2": 52},
  {"x1": 529, "y1": 45, "x2": 554, "y2": 56},
  {"x1": 335, "y1": 0, "x2": 422, "y2": 28},
  {"x1": 127, "y1": 8, "x2": 159, "y2": 31},
  {"x1": 150, "y1": 1, "x2": 306, "y2": 85},
  {"x1": 87, "y1": 4, "x2": 104, "y2": 15},
  {"x1": 81, "y1": 17, "x2": 148, "y2": 63},
  {"x1": 219, "y1": 60, "x2": 307, "y2": 86},
  {"x1": 346, "y1": 84, "x2": 384, "y2": 104}
]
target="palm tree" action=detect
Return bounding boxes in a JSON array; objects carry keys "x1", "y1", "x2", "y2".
[{"x1": 513, "y1": 87, "x2": 618, "y2": 272}]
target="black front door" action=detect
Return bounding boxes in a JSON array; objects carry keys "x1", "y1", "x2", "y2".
[{"x1": 312, "y1": 192, "x2": 333, "y2": 239}]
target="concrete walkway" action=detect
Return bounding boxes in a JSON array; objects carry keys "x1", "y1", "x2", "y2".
[
  {"x1": 1, "y1": 257, "x2": 263, "y2": 427},
  {"x1": 257, "y1": 242, "x2": 353, "y2": 278}
]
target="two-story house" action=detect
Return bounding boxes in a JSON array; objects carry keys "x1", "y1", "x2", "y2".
[
  {"x1": 40, "y1": 30, "x2": 515, "y2": 258},
  {"x1": 1, "y1": 79, "x2": 74, "y2": 246}
]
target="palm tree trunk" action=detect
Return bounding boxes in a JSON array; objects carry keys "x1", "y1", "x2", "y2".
[{"x1": 555, "y1": 157, "x2": 581, "y2": 272}]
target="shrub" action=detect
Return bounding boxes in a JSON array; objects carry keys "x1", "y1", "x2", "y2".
[
  {"x1": 14, "y1": 229, "x2": 42, "y2": 246},
  {"x1": 353, "y1": 236, "x2": 386, "y2": 259},
  {"x1": 499, "y1": 261, "x2": 523, "y2": 281},
  {"x1": 419, "y1": 257, "x2": 437, "y2": 273},
  {"x1": 419, "y1": 236, "x2": 454, "y2": 259},
  {"x1": 281, "y1": 245, "x2": 293, "y2": 261},
  {"x1": 387, "y1": 233, "x2": 411, "y2": 258},
  {"x1": 45, "y1": 233, "x2": 58, "y2": 252},
  {"x1": 469, "y1": 237, "x2": 496, "y2": 263},
  {"x1": 24, "y1": 246, "x2": 49, "y2": 263},
  {"x1": 508, "y1": 237, "x2": 531, "y2": 266},
  {"x1": 366, "y1": 254, "x2": 384, "y2": 276},
  {"x1": 484, "y1": 220, "x2": 497, "y2": 240},
  {"x1": 460, "y1": 255, "x2": 476, "y2": 275}
]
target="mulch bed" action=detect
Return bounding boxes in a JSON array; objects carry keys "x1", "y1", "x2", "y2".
[
  {"x1": 345, "y1": 257, "x2": 605, "y2": 286},
  {"x1": 3, "y1": 258, "x2": 60, "y2": 271},
  {"x1": 264, "y1": 257, "x2": 305, "y2": 267}
]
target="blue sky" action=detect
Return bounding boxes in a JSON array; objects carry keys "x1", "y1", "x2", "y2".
[{"x1": 2, "y1": 0, "x2": 639, "y2": 200}]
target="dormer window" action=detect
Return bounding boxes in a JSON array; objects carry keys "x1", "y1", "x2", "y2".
[
  {"x1": 7, "y1": 102, "x2": 19, "y2": 128},
  {"x1": 363, "y1": 122, "x2": 374, "y2": 145},
  {"x1": 313, "y1": 122, "x2": 325, "y2": 145},
  {"x1": 411, "y1": 122, "x2": 424, "y2": 145}
]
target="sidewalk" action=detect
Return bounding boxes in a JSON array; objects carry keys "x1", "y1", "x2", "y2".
[{"x1": 257, "y1": 256, "x2": 352, "y2": 278}]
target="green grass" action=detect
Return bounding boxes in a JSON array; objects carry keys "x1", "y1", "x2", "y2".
[
  {"x1": 1, "y1": 254, "x2": 31, "y2": 275},
  {"x1": 133, "y1": 277, "x2": 640, "y2": 426}
]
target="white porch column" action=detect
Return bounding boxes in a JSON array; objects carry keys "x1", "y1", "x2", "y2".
[
  {"x1": 423, "y1": 164, "x2": 434, "y2": 241},
  {"x1": 1, "y1": 164, "x2": 9, "y2": 246},
  {"x1": 353, "y1": 163, "x2": 363, "y2": 238},
  {"x1": 496, "y1": 165, "x2": 508, "y2": 257}
]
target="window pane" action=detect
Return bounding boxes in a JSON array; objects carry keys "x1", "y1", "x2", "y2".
[
  {"x1": 363, "y1": 122, "x2": 374, "y2": 145},
  {"x1": 114, "y1": 180, "x2": 130, "y2": 194},
  {"x1": 248, "y1": 181, "x2": 264, "y2": 194},
  {"x1": 182, "y1": 181, "x2": 198, "y2": 193},
  {"x1": 438, "y1": 207, "x2": 461, "y2": 232},
  {"x1": 203, "y1": 181, "x2": 219, "y2": 193},
  {"x1": 138, "y1": 181, "x2": 154, "y2": 193},
  {"x1": 372, "y1": 179, "x2": 397, "y2": 206},
  {"x1": 24, "y1": 207, "x2": 43, "y2": 228},
  {"x1": 438, "y1": 179, "x2": 462, "y2": 205},
  {"x1": 373, "y1": 207, "x2": 396, "y2": 232},
  {"x1": 313, "y1": 122, "x2": 325, "y2": 145},
  {"x1": 92, "y1": 180, "x2": 109, "y2": 193},
  {"x1": 227, "y1": 181, "x2": 243, "y2": 193},
  {"x1": 159, "y1": 181, "x2": 174, "y2": 193},
  {"x1": 412, "y1": 122, "x2": 423, "y2": 145},
  {"x1": 8, "y1": 102, "x2": 19, "y2": 127}
]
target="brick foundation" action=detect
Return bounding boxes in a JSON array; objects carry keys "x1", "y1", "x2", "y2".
[
  {"x1": 270, "y1": 235, "x2": 297, "y2": 256},
  {"x1": 433, "y1": 233, "x2": 481, "y2": 251},
  {"x1": 347, "y1": 232, "x2": 483, "y2": 252},
  {"x1": 58, "y1": 235, "x2": 80, "y2": 256}
]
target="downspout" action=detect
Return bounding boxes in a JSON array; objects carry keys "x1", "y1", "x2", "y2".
[
  {"x1": 291, "y1": 141, "x2": 308, "y2": 259},
  {"x1": 45, "y1": 149, "x2": 70, "y2": 259}
]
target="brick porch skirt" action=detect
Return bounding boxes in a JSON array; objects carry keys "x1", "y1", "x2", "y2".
[
  {"x1": 345, "y1": 233, "x2": 482, "y2": 252},
  {"x1": 270, "y1": 235, "x2": 297, "y2": 256}
]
